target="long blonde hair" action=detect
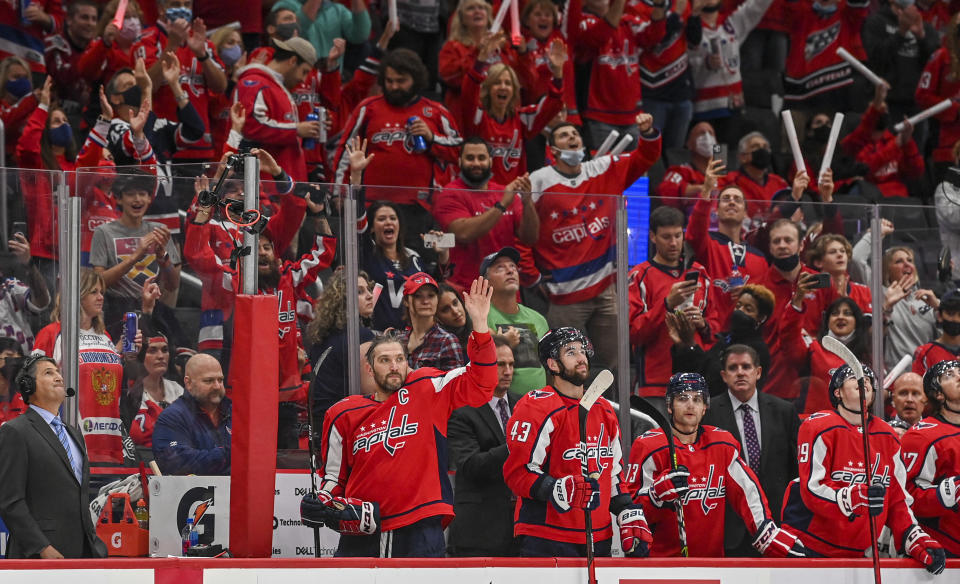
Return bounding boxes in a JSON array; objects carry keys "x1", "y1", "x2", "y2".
[
  {"x1": 0, "y1": 56, "x2": 31, "y2": 103},
  {"x1": 480, "y1": 63, "x2": 520, "y2": 117},
  {"x1": 50, "y1": 270, "x2": 107, "y2": 334},
  {"x1": 448, "y1": 0, "x2": 492, "y2": 45},
  {"x1": 306, "y1": 269, "x2": 371, "y2": 346}
]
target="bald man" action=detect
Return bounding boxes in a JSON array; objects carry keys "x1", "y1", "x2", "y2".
[
  {"x1": 890, "y1": 372, "x2": 927, "y2": 432},
  {"x1": 152, "y1": 354, "x2": 232, "y2": 475}
]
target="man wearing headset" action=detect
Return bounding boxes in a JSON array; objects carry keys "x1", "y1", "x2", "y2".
[{"x1": 0, "y1": 355, "x2": 106, "y2": 558}]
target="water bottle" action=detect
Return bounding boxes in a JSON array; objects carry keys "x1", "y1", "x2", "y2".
[
  {"x1": 407, "y1": 117, "x2": 428, "y2": 153},
  {"x1": 303, "y1": 107, "x2": 320, "y2": 150},
  {"x1": 181, "y1": 517, "x2": 194, "y2": 555},
  {"x1": 134, "y1": 499, "x2": 149, "y2": 530},
  {"x1": 189, "y1": 522, "x2": 199, "y2": 548},
  {"x1": 122, "y1": 312, "x2": 138, "y2": 356}
]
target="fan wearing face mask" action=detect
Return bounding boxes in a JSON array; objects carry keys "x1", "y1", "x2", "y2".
[
  {"x1": 838, "y1": 82, "x2": 924, "y2": 198},
  {"x1": 77, "y1": 0, "x2": 147, "y2": 91},
  {"x1": 656, "y1": 122, "x2": 717, "y2": 216},
  {"x1": 913, "y1": 290, "x2": 960, "y2": 377},
  {"x1": 782, "y1": 0, "x2": 870, "y2": 110},
  {"x1": 0, "y1": 56, "x2": 39, "y2": 166},
  {"x1": 719, "y1": 131, "x2": 789, "y2": 223}
]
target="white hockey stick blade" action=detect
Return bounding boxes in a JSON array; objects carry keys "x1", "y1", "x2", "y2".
[
  {"x1": 580, "y1": 369, "x2": 614, "y2": 411},
  {"x1": 822, "y1": 336, "x2": 864, "y2": 380}
]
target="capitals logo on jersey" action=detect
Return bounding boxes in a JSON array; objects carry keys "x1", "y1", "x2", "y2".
[
  {"x1": 680, "y1": 463, "x2": 726, "y2": 514},
  {"x1": 804, "y1": 22, "x2": 841, "y2": 61},
  {"x1": 830, "y1": 453, "x2": 892, "y2": 487},
  {"x1": 490, "y1": 130, "x2": 523, "y2": 172},
  {"x1": 561, "y1": 424, "x2": 614, "y2": 474},
  {"x1": 549, "y1": 203, "x2": 611, "y2": 245},
  {"x1": 352, "y1": 401, "x2": 420, "y2": 456}
]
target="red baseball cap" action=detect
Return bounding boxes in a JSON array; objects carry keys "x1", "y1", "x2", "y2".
[{"x1": 403, "y1": 272, "x2": 439, "y2": 296}]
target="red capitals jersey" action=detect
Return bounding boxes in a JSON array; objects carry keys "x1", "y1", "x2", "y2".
[
  {"x1": 291, "y1": 68, "x2": 342, "y2": 178},
  {"x1": 913, "y1": 342, "x2": 960, "y2": 377},
  {"x1": 224, "y1": 235, "x2": 335, "y2": 398},
  {"x1": 901, "y1": 416, "x2": 960, "y2": 555},
  {"x1": 718, "y1": 169, "x2": 790, "y2": 220},
  {"x1": 570, "y1": 0, "x2": 666, "y2": 125},
  {"x1": 781, "y1": 410, "x2": 917, "y2": 557},
  {"x1": 319, "y1": 332, "x2": 497, "y2": 531},
  {"x1": 779, "y1": 303, "x2": 852, "y2": 413},
  {"x1": 503, "y1": 386, "x2": 628, "y2": 544},
  {"x1": 626, "y1": 426, "x2": 774, "y2": 556},
  {"x1": 235, "y1": 63, "x2": 307, "y2": 181},
  {"x1": 134, "y1": 25, "x2": 225, "y2": 160},
  {"x1": 0, "y1": 0, "x2": 62, "y2": 73},
  {"x1": 632, "y1": 0, "x2": 692, "y2": 96},
  {"x1": 530, "y1": 134, "x2": 661, "y2": 304},
  {"x1": 462, "y1": 62, "x2": 564, "y2": 185},
  {"x1": 333, "y1": 95, "x2": 462, "y2": 208},
  {"x1": 44, "y1": 32, "x2": 92, "y2": 110},
  {"x1": 685, "y1": 197, "x2": 769, "y2": 324},
  {"x1": 917, "y1": 48, "x2": 960, "y2": 163},
  {"x1": 629, "y1": 260, "x2": 717, "y2": 397},
  {"x1": 521, "y1": 32, "x2": 580, "y2": 125},
  {"x1": 656, "y1": 164, "x2": 704, "y2": 216},
  {"x1": 783, "y1": 0, "x2": 869, "y2": 102},
  {"x1": 839, "y1": 105, "x2": 924, "y2": 197}
]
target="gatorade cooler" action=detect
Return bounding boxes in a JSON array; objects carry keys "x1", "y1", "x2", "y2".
[{"x1": 96, "y1": 492, "x2": 149, "y2": 556}]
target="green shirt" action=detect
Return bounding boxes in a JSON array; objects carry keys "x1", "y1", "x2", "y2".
[
  {"x1": 272, "y1": 0, "x2": 371, "y2": 65},
  {"x1": 487, "y1": 304, "x2": 549, "y2": 397}
]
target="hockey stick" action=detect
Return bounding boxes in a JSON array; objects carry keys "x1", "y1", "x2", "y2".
[
  {"x1": 629, "y1": 395, "x2": 689, "y2": 558},
  {"x1": 306, "y1": 346, "x2": 333, "y2": 558},
  {"x1": 822, "y1": 336, "x2": 882, "y2": 584},
  {"x1": 579, "y1": 369, "x2": 614, "y2": 584}
]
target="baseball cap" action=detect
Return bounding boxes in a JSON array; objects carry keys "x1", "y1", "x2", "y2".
[
  {"x1": 479, "y1": 247, "x2": 522, "y2": 276},
  {"x1": 940, "y1": 289, "x2": 960, "y2": 312},
  {"x1": 273, "y1": 37, "x2": 317, "y2": 66},
  {"x1": 403, "y1": 272, "x2": 439, "y2": 296}
]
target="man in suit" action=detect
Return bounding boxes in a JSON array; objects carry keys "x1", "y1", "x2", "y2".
[
  {"x1": 702, "y1": 344, "x2": 800, "y2": 557},
  {"x1": 0, "y1": 355, "x2": 106, "y2": 558},
  {"x1": 446, "y1": 336, "x2": 519, "y2": 556}
]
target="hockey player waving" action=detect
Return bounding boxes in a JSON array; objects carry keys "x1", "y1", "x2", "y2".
[
  {"x1": 780, "y1": 365, "x2": 946, "y2": 574},
  {"x1": 628, "y1": 373, "x2": 805, "y2": 557},
  {"x1": 900, "y1": 360, "x2": 960, "y2": 558},
  {"x1": 503, "y1": 327, "x2": 652, "y2": 557},
  {"x1": 301, "y1": 276, "x2": 498, "y2": 557}
]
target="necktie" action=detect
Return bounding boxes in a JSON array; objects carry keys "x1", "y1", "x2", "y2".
[
  {"x1": 497, "y1": 398, "x2": 510, "y2": 431},
  {"x1": 739, "y1": 404, "x2": 761, "y2": 473},
  {"x1": 52, "y1": 417, "x2": 82, "y2": 482}
]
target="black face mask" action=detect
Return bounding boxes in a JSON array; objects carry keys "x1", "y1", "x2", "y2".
[
  {"x1": 729, "y1": 309, "x2": 759, "y2": 337},
  {"x1": 275, "y1": 22, "x2": 299, "y2": 41},
  {"x1": 772, "y1": 253, "x2": 800, "y2": 272},
  {"x1": 750, "y1": 148, "x2": 772, "y2": 169},
  {"x1": 701, "y1": 3, "x2": 721, "y2": 12},
  {"x1": 120, "y1": 85, "x2": 142, "y2": 108},
  {"x1": 384, "y1": 88, "x2": 416, "y2": 106},
  {"x1": 875, "y1": 112, "x2": 891, "y2": 131},
  {"x1": 809, "y1": 125, "x2": 831, "y2": 143},
  {"x1": 942, "y1": 320, "x2": 960, "y2": 336}
]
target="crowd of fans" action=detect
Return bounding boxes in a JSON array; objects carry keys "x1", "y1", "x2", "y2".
[{"x1": 0, "y1": 0, "x2": 960, "y2": 559}]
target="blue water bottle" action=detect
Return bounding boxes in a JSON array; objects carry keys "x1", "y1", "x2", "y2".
[
  {"x1": 181, "y1": 517, "x2": 194, "y2": 555},
  {"x1": 122, "y1": 312, "x2": 138, "y2": 356},
  {"x1": 407, "y1": 117, "x2": 428, "y2": 153},
  {"x1": 303, "y1": 107, "x2": 320, "y2": 150}
]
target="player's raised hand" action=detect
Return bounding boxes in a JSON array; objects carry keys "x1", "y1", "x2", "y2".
[{"x1": 463, "y1": 276, "x2": 493, "y2": 334}]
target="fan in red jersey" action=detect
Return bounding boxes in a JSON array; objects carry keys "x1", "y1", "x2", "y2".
[
  {"x1": 503, "y1": 327, "x2": 651, "y2": 558},
  {"x1": 303, "y1": 277, "x2": 497, "y2": 557},
  {"x1": 628, "y1": 372, "x2": 806, "y2": 558},
  {"x1": 780, "y1": 364, "x2": 946, "y2": 574},
  {"x1": 900, "y1": 361, "x2": 960, "y2": 557}
]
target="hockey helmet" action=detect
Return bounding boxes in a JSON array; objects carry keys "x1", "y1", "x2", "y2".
[
  {"x1": 665, "y1": 372, "x2": 710, "y2": 408},
  {"x1": 538, "y1": 327, "x2": 594, "y2": 372},
  {"x1": 828, "y1": 363, "x2": 877, "y2": 408},
  {"x1": 922, "y1": 359, "x2": 960, "y2": 404}
]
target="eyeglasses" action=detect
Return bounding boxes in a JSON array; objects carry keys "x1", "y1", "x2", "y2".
[
  {"x1": 718, "y1": 193, "x2": 745, "y2": 203},
  {"x1": 673, "y1": 393, "x2": 705, "y2": 404}
]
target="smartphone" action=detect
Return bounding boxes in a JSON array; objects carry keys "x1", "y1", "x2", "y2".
[
  {"x1": 712, "y1": 143, "x2": 727, "y2": 175},
  {"x1": 684, "y1": 270, "x2": 699, "y2": 283},
  {"x1": 809, "y1": 273, "x2": 831, "y2": 289},
  {"x1": 11, "y1": 221, "x2": 27, "y2": 238},
  {"x1": 424, "y1": 233, "x2": 455, "y2": 249}
]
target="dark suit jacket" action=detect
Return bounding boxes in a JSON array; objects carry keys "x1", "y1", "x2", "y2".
[
  {"x1": 702, "y1": 390, "x2": 799, "y2": 556},
  {"x1": 0, "y1": 408, "x2": 107, "y2": 558},
  {"x1": 446, "y1": 395, "x2": 518, "y2": 556}
]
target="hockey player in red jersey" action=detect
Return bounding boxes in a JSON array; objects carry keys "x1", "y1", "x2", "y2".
[
  {"x1": 302, "y1": 277, "x2": 498, "y2": 557},
  {"x1": 780, "y1": 364, "x2": 946, "y2": 574},
  {"x1": 503, "y1": 327, "x2": 652, "y2": 558},
  {"x1": 627, "y1": 372, "x2": 806, "y2": 557},
  {"x1": 900, "y1": 360, "x2": 960, "y2": 557}
]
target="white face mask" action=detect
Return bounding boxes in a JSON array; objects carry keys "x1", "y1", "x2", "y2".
[
  {"x1": 119, "y1": 17, "x2": 142, "y2": 41},
  {"x1": 694, "y1": 133, "x2": 716, "y2": 158},
  {"x1": 555, "y1": 148, "x2": 586, "y2": 166}
]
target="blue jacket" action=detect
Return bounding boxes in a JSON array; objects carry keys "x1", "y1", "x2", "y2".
[{"x1": 152, "y1": 391, "x2": 232, "y2": 475}]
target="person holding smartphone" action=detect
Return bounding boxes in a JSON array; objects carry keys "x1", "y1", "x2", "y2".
[{"x1": 0, "y1": 233, "x2": 50, "y2": 354}]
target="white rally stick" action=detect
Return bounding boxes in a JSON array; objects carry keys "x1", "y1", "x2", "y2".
[
  {"x1": 388, "y1": 0, "x2": 398, "y2": 30},
  {"x1": 781, "y1": 110, "x2": 806, "y2": 175},
  {"x1": 509, "y1": 0, "x2": 522, "y2": 45},
  {"x1": 893, "y1": 99, "x2": 952, "y2": 133},
  {"x1": 594, "y1": 130, "x2": 620, "y2": 157},
  {"x1": 490, "y1": 0, "x2": 512, "y2": 35},
  {"x1": 883, "y1": 354, "x2": 914, "y2": 391},
  {"x1": 610, "y1": 134, "x2": 634, "y2": 156},
  {"x1": 837, "y1": 47, "x2": 887, "y2": 87},
  {"x1": 818, "y1": 112, "x2": 844, "y2": 183}
]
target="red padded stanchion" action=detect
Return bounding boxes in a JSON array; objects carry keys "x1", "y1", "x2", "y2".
[{"x1": 229, "y1": 294, "x2": 280, "y2": 557}]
